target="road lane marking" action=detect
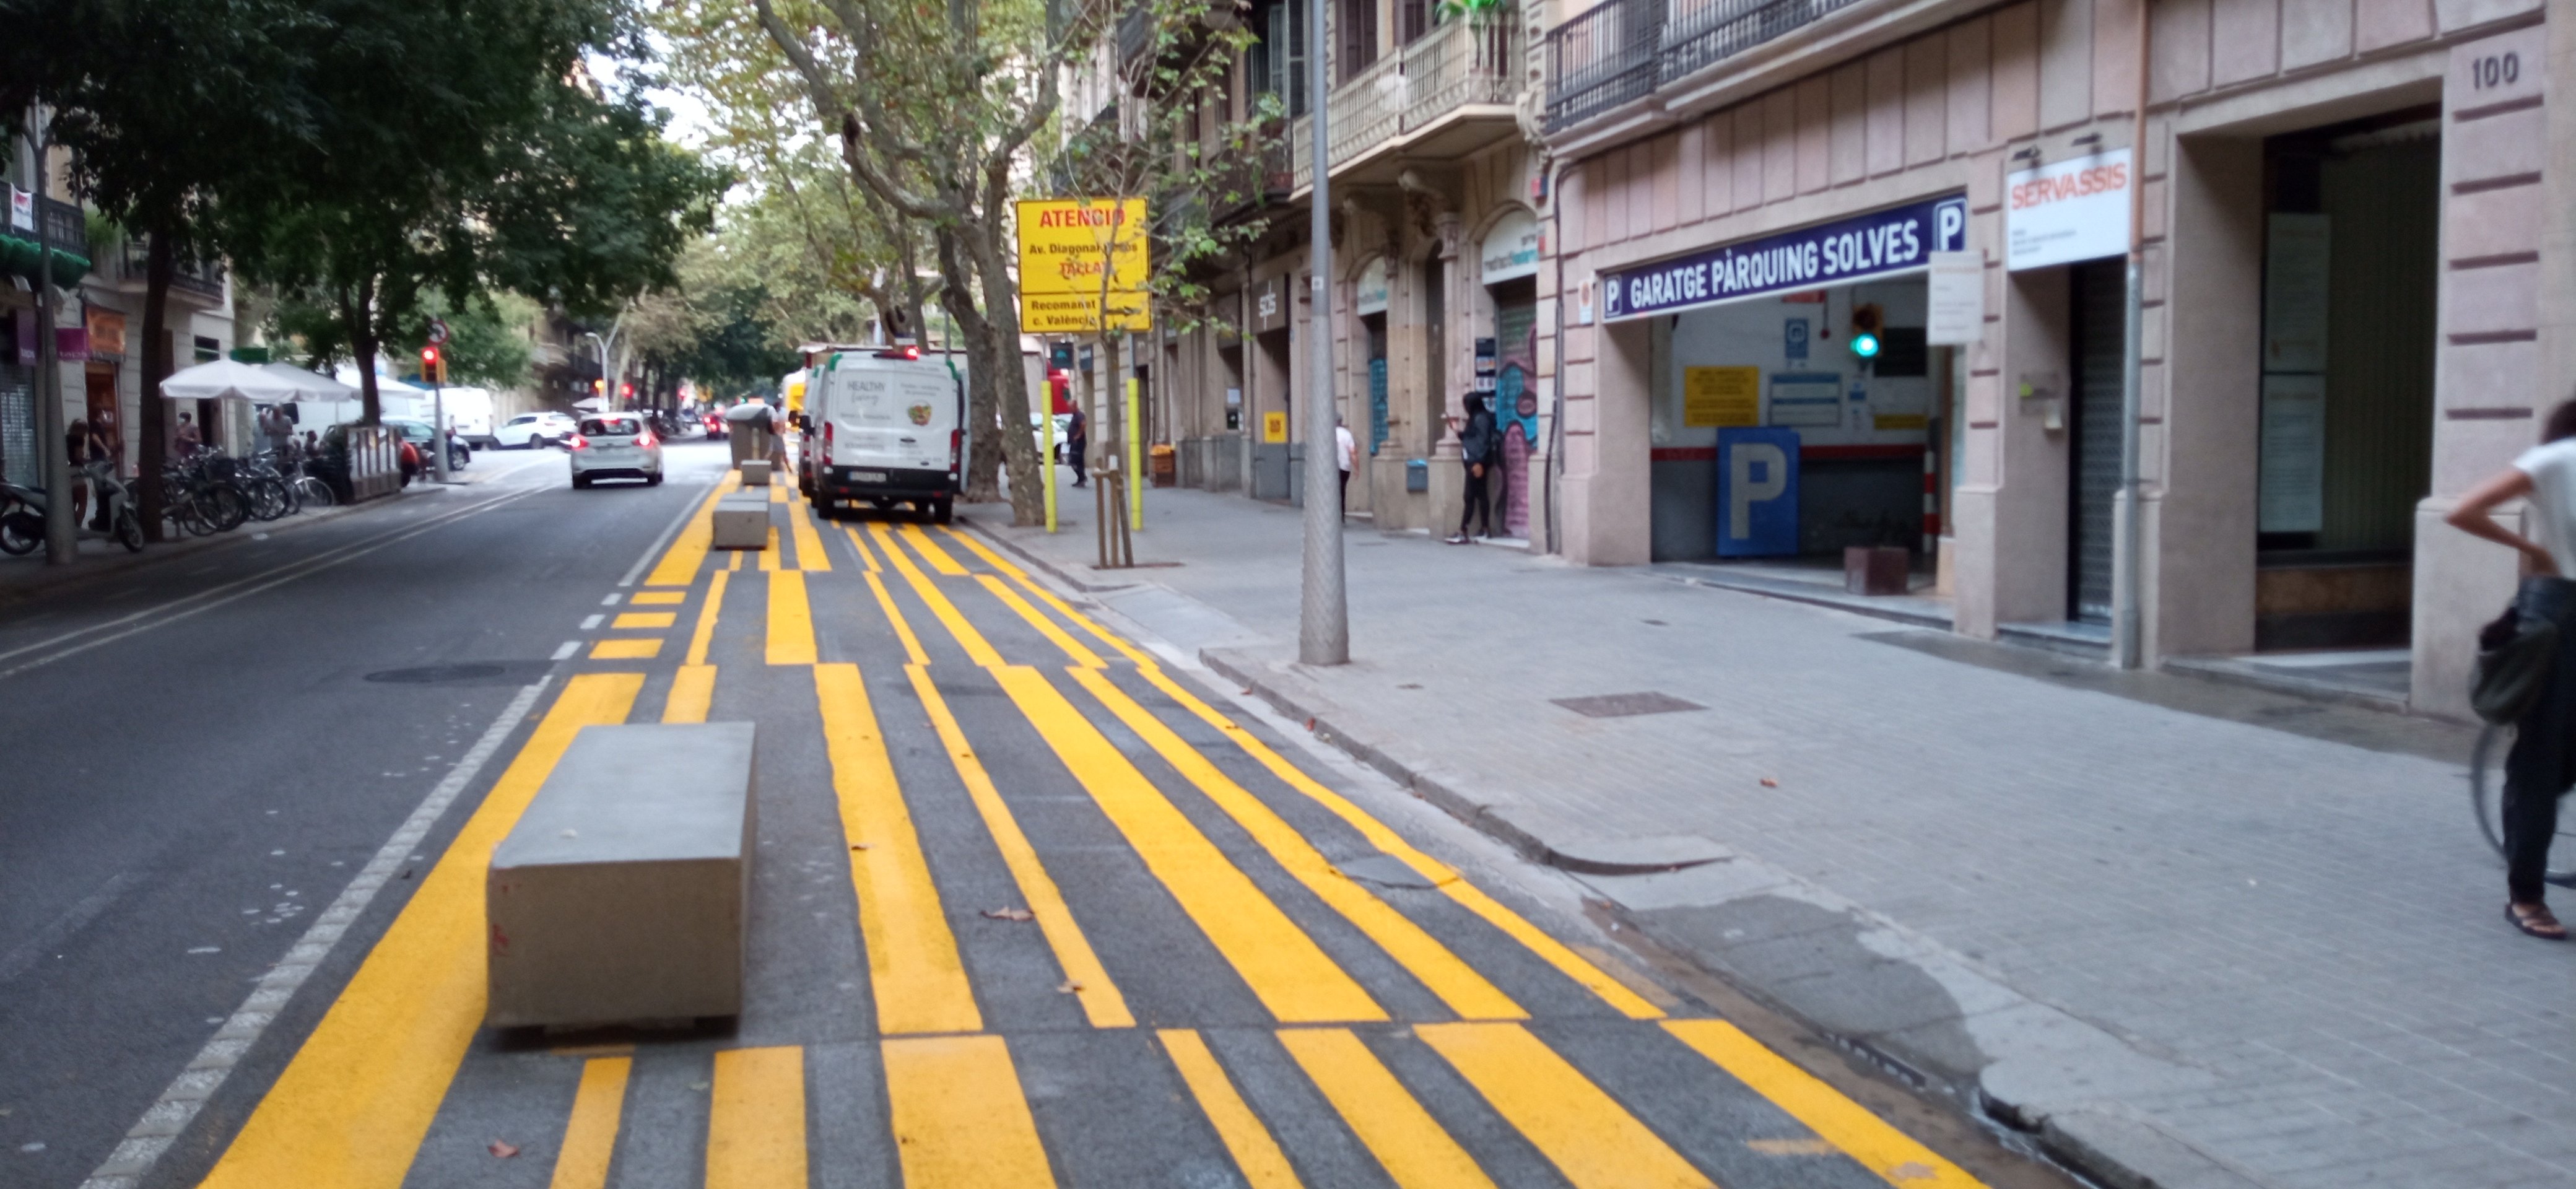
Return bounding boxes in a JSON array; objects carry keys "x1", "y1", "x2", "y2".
[
  {"x1": 630, "y1": 590, "x2": 685, "y2": 606},
  {"x1": 552, "y1": 641, "x2": 582, "y2": 660},
  {"x1": 812, "y1": 663, "x2": 981, "y2": 1034},
  {"x1": 601, "y1": 593, "x2": 621, "y2": 606},
  {"x1": 193, "y1": 674, "x2": 642, "y2": 1189},
  {"x1": 729, "y1": 549, "x2": 745, "y2": 571},
  {"x1": 581, "y1": 614, "x2": 605, "y2": 630},
  {"x1": 1276, "y1": 1028, "x2": 1495, "y2": 1189},
  {"x1": 707, "y1": 1047, "x2": 807, "y2": 1189},
  {"x1": 898, "y1": 522, "x2": 972, "y2": 575},
  {"x1": 591, "y1": 638, "x2": 663, "y2": 660},
  {"x1": 622, "y1": 475, "x2": 725, "y2": 586},
  {"x1": 1159, "y1": 1030, "x2": 1303, "y2": 1189},
  {"x1": 905, "y1": 663, "x2": 1131, "y2": 1028},
  {"x1": 939, "y1": 526, "x2": 1152, "y2": 665},
  {"x1": 768, "y1": 483, "x2": 786, "y2": 504},
  {"x1": 645, "y1": 473, "x2": 741, "y2": 587},
  {"x1": 872, "y1": 522, "x2": 1003, "y2": 668},
  {"x1": 612, "y1": 611, "x2": 676, "y2": 629},
  {"x1": 766, "y1": 572, "x2": 817, "y2": 665},
  {"x1": 843, "y1": 525, "x2": 882, "y2": 573},
  {"x1": 1415, "y1": 1022, "x2": 1711, "y2": 1188},
  {"x1": 686, "y1": 571, "x2": 728, "y2": 666},
  {"x1": 1069, "y1": 667, "x2": 1524, "y2": 1021},
  {"x1": 758, "y1": 526, "x2": 781, "y2": 571},
  {"x1": 992, "y1": 665, "x2": 1385, "y2": 1024},
  {"x1": 881, "y1": 1035, "x2": 1057, "y2": 1188},
  {"x1": 547, "y1": 1056, "x2": 630, "y2": 1189},
  {"x1": 787, "y1": 499, "x2": 833, "y2": 572},
  {"x1": 1661, "y1": 1020, "x2": 1985, "y2": 1189},
  {"x1": 77, "y1": 678, "x2": 560, "y2": 1189},
  {"x1": 976, "y1": 575, "x2": 1104, "y2": 668},
  {"x1": 664, "y1": 666, "x2": 716, "y2": 723},
  {"x1": 867, "y1": 573, "x2": 930, "y2": 665}
]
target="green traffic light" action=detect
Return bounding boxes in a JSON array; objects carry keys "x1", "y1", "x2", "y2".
[{"x1": 1849, "y1": 331, "x2": 1881, "y2": 359}]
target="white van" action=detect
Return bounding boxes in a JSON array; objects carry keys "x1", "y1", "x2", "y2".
[
  {"x1": 437, "y1": 387, "x2": 500, "y2": 448},
  {"x1": 800, "y1": 347, "x2": 967, "y2": 522}
]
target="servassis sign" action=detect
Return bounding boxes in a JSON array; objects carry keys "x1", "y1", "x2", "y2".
[{"x1": 1602, "y1": 194, "x2": 1967, "y2": 321}]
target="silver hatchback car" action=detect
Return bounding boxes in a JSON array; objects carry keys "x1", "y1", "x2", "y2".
[{"x1": 567, "y1": 415, "x2": 665, "y2": 488}]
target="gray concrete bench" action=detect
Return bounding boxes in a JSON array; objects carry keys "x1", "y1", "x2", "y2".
[
  {"x1": 486, "y1": 722, "x2": 757, "y2": 1029},
  {"x1": 711, "y1": 494, "x2": 770, "y2": 550}
]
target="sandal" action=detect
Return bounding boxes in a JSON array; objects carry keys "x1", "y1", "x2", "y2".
[{"x1": 2507, "y1": 902, "x2": 2568, "y2": 940}]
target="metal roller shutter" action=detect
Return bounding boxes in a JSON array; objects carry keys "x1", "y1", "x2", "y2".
[{"x1": 2071, "y1": 262, "x2": 2126, "y2": 624}]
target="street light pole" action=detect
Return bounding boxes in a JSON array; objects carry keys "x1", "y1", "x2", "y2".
[
  {"x1": 1298, "y1": 0, "x2": 1347, "y2": 665},
  {"x1": 25, "y1": 107, "x2": 74, "y2": 565}
]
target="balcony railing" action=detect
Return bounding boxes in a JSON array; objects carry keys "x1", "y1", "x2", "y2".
[
  {"x1": 1545, "y1": 0, "x2": 1870, "y2": 131},
  {"x1": 103, "y1": 238, "x2": 228, "y2": 300},
  {"x1": 1287, "y1": 15, "x2": 1520, "y2": 191}
]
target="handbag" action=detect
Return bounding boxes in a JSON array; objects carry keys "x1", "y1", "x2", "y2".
[{"x1": 2472, "y1": 602, "x2": 2560, "y2": 725}]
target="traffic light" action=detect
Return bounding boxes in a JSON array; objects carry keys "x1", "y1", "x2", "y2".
[
  {"x1": 1848, "y1": 303, "x2": 1884, "y2": 360},
  {"x1": 620, "y1": 382, "x2": 634, "y2": 399},
  {"x1": 593, "y1": 378, "x2": 606, "y2": 395},
  {"x1": 419, "y1": 344, "x2": 445, "y2": 383}
]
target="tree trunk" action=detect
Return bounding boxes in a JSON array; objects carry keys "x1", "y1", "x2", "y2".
[
  {"x1": 136, "y1": 230, "x2": 175, "y2": 542},
  {"x1": 967, "y1": 224, "x2": 1044, "y2": 526},
  {"x1": 346, "y1": 277, "x2": 381, "y2": 425},
  {"x1": 933, "y1": 229, "x2": 1005, "y2": 505}
]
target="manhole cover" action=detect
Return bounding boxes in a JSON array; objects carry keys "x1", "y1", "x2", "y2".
[
  {"x1": 365, "y1": 664, "x2": 510, "y2": 685},
  {"x1": 1550, "y1": 691, "x2": 1706, "y2": 719}
]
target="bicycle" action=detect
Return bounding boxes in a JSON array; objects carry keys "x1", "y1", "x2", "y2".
[{"x1": 2469, "y1": 723, "x2": 2576, "y2": 888}]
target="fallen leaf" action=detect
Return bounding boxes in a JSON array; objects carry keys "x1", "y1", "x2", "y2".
[
  {"x1": 487, "y1": 1141, "x2": 520, "y2": 1159},
  {"x1": 1056, "y1": 980, "x2": 1084, "y2": 994},
  {"x1": 1304, "y1": 718, "x2": 1316, "y2": 731},
  {"x1": 1759, "y1": 777, "x2": 1778, "y2": 788},
  {"x1": 982, "y1": 907, "x2": 1035, "y2": 922},
  {"x1": 850, "y1": 843, "x2": 871, "y2": 850}
]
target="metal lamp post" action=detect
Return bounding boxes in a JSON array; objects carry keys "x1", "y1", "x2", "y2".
[{"x1": 1299, "y1": 0, "x2": 1348, "y2": 665}]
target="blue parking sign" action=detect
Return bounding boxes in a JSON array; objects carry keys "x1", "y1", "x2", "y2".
[{"x1": 1716, "y1": 428, "x2": 1799, "y2": 557}]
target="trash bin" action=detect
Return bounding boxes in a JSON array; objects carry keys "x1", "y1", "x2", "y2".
[
  {"x1": 1149, "y1": 443, "x2": 1176, "y2": 488},
  {"x1": 1405, "y1": 458, "x2": 1429, "y2": 492}
]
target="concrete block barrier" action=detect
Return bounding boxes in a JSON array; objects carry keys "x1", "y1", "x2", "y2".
[
  {"x1": 485, "y1": 721, "x2": 757, "y2": 1029},
  {"x1": 712, "y1": 494, "x2": 770, "y2": 550},
  {"x1": 739, "y1": 459, "x2": 772, "y2": 486}
]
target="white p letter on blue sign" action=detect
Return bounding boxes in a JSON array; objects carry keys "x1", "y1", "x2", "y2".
[{"x1": 1717, "y1": 427, "x2": 1800, "y2": 557}]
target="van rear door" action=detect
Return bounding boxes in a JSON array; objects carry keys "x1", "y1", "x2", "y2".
[{"x1": 825, "y1": 359, "x2": 960, "y2": 483}]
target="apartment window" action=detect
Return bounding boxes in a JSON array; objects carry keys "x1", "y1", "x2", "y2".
[
  {"x1": 194, "y1": 335, "x2": 221, "y2": 364},
  {"x1": 1399, "y1": 0, "x2": 1427, "y2": 45},
  {"x1": 1339, "y1": 0, "x2": 1379, "y2": 82},
  {"x1": 1254, "y1": 0, "x2": 1307, "y2": 116}
]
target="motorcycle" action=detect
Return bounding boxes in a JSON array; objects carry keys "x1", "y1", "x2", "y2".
[{"x1": 0, "y1": 463, "x2": 144, "y2": 555}]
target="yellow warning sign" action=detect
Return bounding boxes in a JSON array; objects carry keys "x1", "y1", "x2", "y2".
[
  {"x1": 1683, "y1": 366, "x2": 1760, "y2": 427},
  {"x1": 1016, "y1": 198, "x2": 1149, "y2": 295},
  {"x1": 1262, "y1": 411, "x2": 1288, "y2": 443}
]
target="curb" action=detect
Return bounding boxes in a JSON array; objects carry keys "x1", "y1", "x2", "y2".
[{"x1": 0, "y1": 485, "x2": 423, "y2": 609}]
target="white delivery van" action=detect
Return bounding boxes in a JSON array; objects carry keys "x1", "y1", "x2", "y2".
[
  {"x1": 437, "y1": 386, "x2": 500, "y2": 448},
  {"x1": 801, "y1": 346, "x2": 967, "y2": 523}
]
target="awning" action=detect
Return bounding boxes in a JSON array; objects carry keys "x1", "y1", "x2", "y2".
[{"x1": 160, "y1": 359, "x2": 346, "y2": 401}]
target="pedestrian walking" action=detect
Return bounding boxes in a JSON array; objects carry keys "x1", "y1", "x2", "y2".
[
  {"x1": 2448, "y1": 398, "x2": 2576, "y2": 939},
  {"x1": 1447, "y1": 394, "x2": 1497, "y2": 544},
  {"x1": 174, "y1": 412, "x2": 202, "y2": 455},
  {"x1": 1066, "y1": 408, "x2": 1089, "y2": 487},
  {"x1": 66, "y1": 419, "x2": 108, "y2": 530},
  {"x1": 1335, "y1": 417, "x2": 1355, "y2": 517},
  {"x1": 259, "y1": 404, "x2": 294, "y2": 456}
]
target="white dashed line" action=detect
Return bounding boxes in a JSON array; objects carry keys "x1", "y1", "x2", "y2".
[
  {"x1": 601, "y1": 593, "x2": 621, "y2": 606},
  {"x1": 550, "y1": 640, "x2": 581, "y2": 660},
  {"x1": 579, "y1": 614, "x2": 604, "y2": 630}
]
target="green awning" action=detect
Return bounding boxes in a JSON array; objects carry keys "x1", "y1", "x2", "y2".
[{"x1": 0, "y1": 230, "x2": 90, "y2": 285}]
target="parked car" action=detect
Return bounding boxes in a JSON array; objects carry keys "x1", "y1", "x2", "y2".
[
  {"x1": 1031, "y1": 411, "x2": 1074, "y2": 461},
  {"x1": 568, "y1": 414, "x2": 664, "y2": 488},
  {"x1": 703, "y1": 411, "x2": 728, "y2": 440},
  {"x1": 495, "y1": 412, "x2": 578, "y2": 449},
  {"x1": 383, "y1": 417, "x2": 468, "y2": 472}
]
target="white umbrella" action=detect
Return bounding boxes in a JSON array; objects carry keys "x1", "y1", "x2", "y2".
[
  {"x1": 159, "y1": 359, "x2": 338, "y2": 402},
  {"x1": 260, "y1": 362, "x2": 357, "y2": 400}
]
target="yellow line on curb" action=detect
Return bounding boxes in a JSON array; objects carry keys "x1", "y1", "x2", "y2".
[
  {"x1": 685, "y1": 570, "x2": 729, "y2": 666},
  {"x1": 907, "y1": 663, "x2": 1131, "y2": 1028},
  {"x1": 198, "y1": 674, "x2": 643, "y2": 1189},
  {"x1": 663, "y1": 665, "x2": 716, "y2": 723},
  {"x1": 1159, "y1": 1030, "x2": 1303, "y2": 1189},
  {"x1": 1416, "y1": 1022, "x2": 1710, "y2": 1188},
  {"x1": 544, "y1": 1056, "x2": 630, "y2": 1189},
  {"x1": 1663, "y1": 1020, "x2": 1986, "y2": 1189},
  {"x1": 1277, "y1": 1029, "x2": 1494, "y2": 1189},
  {"x1": 900, "y1": 521, "x2": 972, "y2": 575},
  {"x1": 1070, "y1": 666, "x2": 1522, "y2": 1021},
  {"x1": 766, "y1": 571, "x2": 816, "y2": 665},
  {"x1": 882, "y1": 1035, "x2": 1057, "y2": 1188},
  {"x1": 646, "y1": 474, "x2": 739, "y2": 587},
  {"x1": 707, "y1": 1046, "x2": 806, "y2": 1189},
  {"x1": 814, "y1": 663, "x2": 980, "y2": 1034}
]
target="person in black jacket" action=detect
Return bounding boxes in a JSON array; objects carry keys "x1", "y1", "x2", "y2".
[
  {"x1": 1066, "y1": 409, "x2": 1089, "y2": 487},
  {"x1": 1448, "y1": 394, "x2": 1496, "y2": 544}
]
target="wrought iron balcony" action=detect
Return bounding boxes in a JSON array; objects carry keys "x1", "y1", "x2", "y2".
[
  {"x1": 1286, "y1": 15, "x2": 1520, "y2": 192},
  {"x1": 1545, "y1": 0, "x2": 1872, "y2": 133},
  {"x1": 101, "y1": 238, "x2": 228, "y2": 301}
]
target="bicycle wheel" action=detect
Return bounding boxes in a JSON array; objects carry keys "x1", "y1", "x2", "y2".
[
  {"x1": 206, "y1": 485, "x2": 250, "y2": 531},
  {"x1": 295, "y1": 477, "x2": 336, "y2": 509},
  {"x1": 2469, "y1": 723, "x2": 2576, "y2": 889},
  {"x1": 247, "y1": 478, "x2": 290, "y2": 521}
]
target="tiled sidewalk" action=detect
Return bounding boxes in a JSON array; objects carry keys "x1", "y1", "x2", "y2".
[{"x1": 976, "y1": 477, "x2": 2574, "y2": 1189}]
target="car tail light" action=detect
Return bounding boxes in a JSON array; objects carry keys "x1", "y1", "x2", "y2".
[
  {"x1": 949, "y1": 429, "x2": 962, "y2": 476},
  {"x1": 821, "y1": 422, "x2": 833, "y2": 466},
  {"x1": 636, "y1": 429, "x2": 657, "y2": 448},
  {"x1": 567, "y1": 434, "x2": 589, "y2": 450}
]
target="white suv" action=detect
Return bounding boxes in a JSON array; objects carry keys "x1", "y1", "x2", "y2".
[
  {"x1": 496, "y1": 412, "x2": 577, "y2": 448},
  {"x1": 568, "y1": 415, "x2": 664, "y2": 488}
]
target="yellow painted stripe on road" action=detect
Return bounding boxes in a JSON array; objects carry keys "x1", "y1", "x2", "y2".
[
  {"x1": 612, "y1": 611, "x2": 676, "y2": 629},
  {"x1": 766, "y1": 571, "x2": 817, "y2": 665},
  {"x1": 544, "y1": 1056, "x2": 630, "y2": 1189},
  {"x1": 906, "y1": 663, "x2": 1131, "y2": 1028},
  {"x1": 978, "y1": 574, "x2": 1105, "y2": 668},
  {"x1": 590, "y1": 638, "x2": 663, "y2": 660},
  {"x1": 868, "y1": 573, "x2": 931, "y2": 666},
  {"x1": 1133, "y1": 664, "x2": 1665, "y2": 1021},
  {"x1": 1662, "y1": 1020, "x2": 1984, "y2": 1189},
  {"x1": 941, "y1": 527, "x2": 1153, "y2": 666},
  {"x1": 729, "y1": 548, "x2": 746, "y2": 571},
  {"x1": 646, "y1": 475, "x2": 740, "y2": 587},
  {"x1": 685, "y1": 570, "x2": 728, "y2": 666},
  {"x1": 900, "y1": 521, "x2": 973, "y2": 575},
  {"x1": 199, "y1": 674, "x2": 643, "y2": 1189},
  {"x1": 788, "y1": 498, "x2": 833, "y2": 572},
  {"x1": 1159, "y1": 1030, "x2": 1304, "y2": 1189},
  {"x1": 844, "y1": 525, "x2": 883, "y2": 573},
  {"x1": 993, "y1": 665, "x2": 1383, "y2": 1024},
  {"x1": 768, "y1": 482, "x2": 787, "y2": 503},
  {"x1": 630, "y1": 590, "x2": 685, "y2": 606},
  {"x1": 881, "y1": 1035, "x2": 1058, "y2": 1188},
  {"x1": 758, "y1": 527, "x2": 780, "y2": 571},
  {"x1": 813, "y1": 663, "x2": 980, "y2": 1034},
  {"x1": 1070, "y1": 667, "x2": 1522, "y2": 1021},
  {"x1": 874, "y1": 521, "x2": 1003, "y2": 668},
  {"x1": 1276, "y1": 1029, "x2": 1495, "y2": 1189},
  {"x1": 707, "y1": 1046, "x2": 807, "y2": 1189},
  {"x1": 663, "y1": 665, "x2": 716, "y2": 723},
  {"x1": 1416, "y1": 1022, "x2": 1710, "y2": 1188}
]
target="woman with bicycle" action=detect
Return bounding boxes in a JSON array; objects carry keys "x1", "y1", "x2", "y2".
[{"x1": 2450, "y1": 399, "x2": 2576, "y2": 939}]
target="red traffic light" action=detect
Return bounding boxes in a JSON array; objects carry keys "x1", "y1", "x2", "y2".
[
  {"x1": 620, "y1": 382, "x2": 634, "y2": 399},
  {"x1": 420, "y1": 345, "x2": 440, "y2": 367}
]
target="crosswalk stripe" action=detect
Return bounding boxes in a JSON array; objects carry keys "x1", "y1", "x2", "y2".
[
  {"x1": 663, "y1": 664, "x2": 716, "y2": 723},
  {"x1": 767, "y1": 482, "x2": 787, "y2": 504},
  {"x1": 645, "y1": 474, "x2": 738, "y2": 586},
  {"x1": 685, "y1": 570, "x2": 729, "y2": 665},
  {"x1": 993, "y1": 664, "x2": 1385, "y2": 1024},
  {"x1": 1069, "y1": 666, "x2": 1525, "y2": 1021},
  {"x1": 1276, "y1": 1028, "x2": 1497, "y2": 1189},
  {"x1": 629, "y1": 590, "x2": 685, "y2": 606},
  {"x1": 882, "y1": 1035, "x2": 1058, "y2": 1188},
  {"x1": 590, "y1": 638, "x2": 662, "y2": 660},
  {"x1": 1159, "y1": 1030, "x2": 1305, "y2": 1189},
  {"x1": 905, "y1": 663, "x2": 1133, "y2": 1027},
  {"x1": 759, "y1": 526, "x2": 781, "y2": 570},
  {"x1": 874, "y1": 521, "x2": 1004, "y2": 667},
  {"x1": 899, "y1": 521, "x2": 972, "y2": 575},
  {"x1": 1661, "y1": 1020, "x2": 1985, "y2": 1189},
  {"x1": 707, "y1": 1047, "x2": 808, "y2": 1189},
  {"x1": 812, "y1": 663, "x2": 981, "y2": 1034},
  {"x1": 545, "y1": 1056, "x2": 630, "y2": 1189},
  {"x1": 976, "y1": 573, "x2": 1106, "y2": 668},
  {"x1": 788, "y1": 497, "x2": 833, "y2": 572},
  {"x1": 198, "y1": 674, "x2": 643, "y2": 1189},
  {"x1": 611, "y1": 611, "x2": 676, "y2": 629},
  {"x1": 1415, "y1": 1022, "x2": 1711, "y2": 1188},
  {"x1": 729, "y1": 547, "x2": 746, "y2": 570},
  {"x1": 766, "y1": 571, "x2": 817, "y2": 664}
]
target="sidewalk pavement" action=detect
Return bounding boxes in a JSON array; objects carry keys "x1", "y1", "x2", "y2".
[{"x1": 975, "y1": 478, "x2": 2576, "y2": 1189}]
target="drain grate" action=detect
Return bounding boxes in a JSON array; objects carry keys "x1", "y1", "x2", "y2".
[
  {"x1": 1549, "y1": 691, "x2": 1706, "y2": 718},
  {"x1": 365, "y1": 664, "x2": 511, "y2": 685}
]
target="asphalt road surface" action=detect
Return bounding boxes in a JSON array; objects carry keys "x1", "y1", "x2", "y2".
[{"x1": 1, "y1": 440, "x2": 2073, "y2": 1189}]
